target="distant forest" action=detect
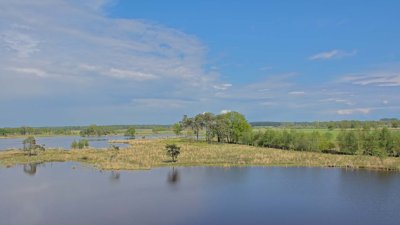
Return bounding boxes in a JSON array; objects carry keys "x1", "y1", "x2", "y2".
[
  {"x1": 0, "y1": 118, "x2": 398, "y2": 137},
  {"x1": 0, "y1": 124, "x2": 170, "y2": 137},
  {"x1": 250, "y1": 118, "x2": 400, "y2": 129}
]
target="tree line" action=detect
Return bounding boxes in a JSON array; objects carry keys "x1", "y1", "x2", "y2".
[
  {"x1": 178, "y1": 112, "x2": 400, "y2": 158},
  {"x1": 251, "y1": 119, "x2": 400, "y2": 129}
]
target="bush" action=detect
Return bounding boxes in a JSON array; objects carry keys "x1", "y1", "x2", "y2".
[{"x1": 71, "y1": 139, "x2": 89, "y2": 149}]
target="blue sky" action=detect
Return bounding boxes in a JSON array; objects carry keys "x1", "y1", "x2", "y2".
[{"x1": 0, "y1": 0, "x2": 399, "y2": 126}]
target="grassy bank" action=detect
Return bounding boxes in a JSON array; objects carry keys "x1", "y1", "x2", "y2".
[{"x1": 1, "y1": 138, "x2": 400, "y2": 171}]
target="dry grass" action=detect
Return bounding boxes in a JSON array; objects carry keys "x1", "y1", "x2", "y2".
[{"x1": 1, "y1": 138, "x2": 400, "y2": 171}]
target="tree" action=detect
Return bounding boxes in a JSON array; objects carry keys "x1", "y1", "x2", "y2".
[
  {"x1": 172, "y1": 123, "x2": 183, "y2": 136},
  {"x1": 181, "y1": 115, "x2": 195, "y2": 138},
  {"x1": 360, "y1": 130, "x2": 382, "y2": 156},
  {"x1": 125, "y1": 127, "x2": 136, "y2": 138},
  {"x1": 165, "y1": 144, "x2": 181, "y2": 162},
  {"x1": 22, "y1": 136, "x2": 45, "y2": 156},
  {"x1": 218, "y1": 111, "x2": 252, "y2": 143},
  {"x1": 379, "y1": 127, "x2": 394, "y2": 156},
  {"x1": 337, "y1": 130, "x2": 359, "y2": 154},
  {"x1": 199, "y1": 112, "x2": 216, "y2": 143},
  {"x1": 80, "y1": 124, "x2": 110, "y2": 137},
  {"x1": 391, "y1": 120, "x2": 399, "y2": 128}
]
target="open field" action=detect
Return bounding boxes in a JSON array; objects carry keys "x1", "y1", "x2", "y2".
[{"x1": 1, "y1": 138, "x2": 400, "y2": 171}]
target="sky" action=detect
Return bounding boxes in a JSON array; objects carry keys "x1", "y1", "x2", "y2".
[{"x1": 0, "y1": 0, "x2": 399, "y2": 126}]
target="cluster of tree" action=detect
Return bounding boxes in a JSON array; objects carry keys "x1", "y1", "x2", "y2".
[
  {"x1": 0, "y1": 124, "x2": 173, "y2": 137},
  {"x1": 179, "y1": 111, "x2": 252, "y2": 144},
  {"x1": 337, "y1": 127, "x2": 400, "y2": 157},
  {"x1": 239, "y1": 127, "x2": 400, "y2": 157},
  {"x1": 71, "y1": 139, "x2": 89, "y2": 149},
  {"x1": 240, "y1": 129, "x2": 335, "y2": 152},
  {"x1": 251, "y1": 119, "x2": 400, "y2": 129},
  {"x1": 22, "y1": 136, "x2": 45, "y2": 156},
  {"x1": 0, "y1": 126, "x2": 84, "y2": 136},
  {"x1": 80, "y1": 125, "x2": 112, "y2": 137},
  {"x1": 124, "y1": 127, "x2": 136, "y2": 138}
]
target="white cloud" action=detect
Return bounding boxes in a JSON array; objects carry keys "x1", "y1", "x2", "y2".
[
  {"x1": 131, "y1": 98, "x2": 192, "y2": 108},
  {"x1": 288, "y1": 91, "x2": 305, "y2": 95},
  {"x1": 383, "y1": 100, "x2": 389, "y2": 105},
  {"x1": 342, "y1": 73, "x2": 400, "y2": 87},
  {"x1": 108, "y1": 68, "x2": 157, "y2": 80},
  {"x1": 9, "y1": 67, "x2": 47, "y2": 77},
  {"x1": 213, "y1": 83, "x2": 232, "y2": 90},
  {"x1": 309, "y1": 49, "x2": 357, "y2": 61},
  {"x1": 0, "y1": 29, "x2": 40, "y2": 57},
  {"x1": 337, "y1": 108, "x2": 371, "y2": 115},
  {"x1": 320, "y1": 98, "x2": 354, "y2": 106},
  {"x1": 220, "y1": 109, "x2": 231, "y2": 114},
  {"x1": 0, "y1": 0, "x2": 227, "y2": 101}
]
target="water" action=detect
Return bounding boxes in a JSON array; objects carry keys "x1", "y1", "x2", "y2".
[
  {"x1": 0, "y1": 134, "x2": 175, "y2": 150},
  {"x1": 0, "y1": 165, "x2": 399, "y2": 225}
]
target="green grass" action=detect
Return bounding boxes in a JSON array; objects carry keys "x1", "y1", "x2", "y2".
[{"x1": 1, "y1": 138, "x2": 400, "y2": 171}]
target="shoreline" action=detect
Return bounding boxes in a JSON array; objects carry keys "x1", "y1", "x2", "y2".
[{"x1": 1, "y1": 139, "x2": 399, "y2": 172}]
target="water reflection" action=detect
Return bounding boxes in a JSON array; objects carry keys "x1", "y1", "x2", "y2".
[
  {"x1": 0, "y1": 166, "x2": 399, "y2": 225},
  {"x1": 23, "y1": 163, "x2": 39, "y2": 176},
  {"x1": 167, "y1": 167, "x2": 180, "y2": 185},
  {"x1": 110, "y1": 171, "x2": 121, "y2": 183}
]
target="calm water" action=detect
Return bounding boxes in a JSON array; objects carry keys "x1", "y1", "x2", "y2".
[
  {"x1": 0, "y1": 134, "x2": 175, "y2": 150},
  {"x1": 0, "y1": 165, "x2": 399, "y2": 225}
]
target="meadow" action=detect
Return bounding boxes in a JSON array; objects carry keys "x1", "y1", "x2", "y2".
[{"x1": 1, "y1": 138, "x2": 399, "y2": 171}]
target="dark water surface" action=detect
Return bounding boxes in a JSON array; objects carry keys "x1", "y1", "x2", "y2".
[{"x1": 0, "y1": 165, "x2": 399, "y2": 225}]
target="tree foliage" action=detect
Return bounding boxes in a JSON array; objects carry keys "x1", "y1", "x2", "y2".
[
  {"x1": 165, "y1": 144, "x2": 181, "y2": 162},
  {"x1": 80, "y1": 124, "x2": 110, "y2": 137},
  {"x1": 180, "y1": 111, "x2": 252, "y2": 144},
  {"x1": 172, "y1": 123, "x2": 183, "y2": 136},
  {"x1": 22, "y1": 136, "x2": 45, "y2": 156},
  {"x1": 124, "y1": 127, "x2": 136, "y2": 138}
]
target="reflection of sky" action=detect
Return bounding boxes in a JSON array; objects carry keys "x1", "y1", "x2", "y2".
[{"x1": 0, "y1": 165, "x2": 400, "y2": 225}]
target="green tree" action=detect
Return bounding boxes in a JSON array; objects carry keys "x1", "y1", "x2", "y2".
[
  {"x1": 165, "y1": 144, "x2": 181, "y2": 162},
  {"x1": 172, "y1": 123, "x2": 183, "y2": 136},
  {"x1": 337, "y1": 130, "x2": 359, "y2": 154},
  {"x1": 392, "y1": 120, "x2": 399, "y2": 128},
  {"x1": 22, "y1": 136, "x2": 45, "y2": 156},
  {"x1": 360, "y1": 130, "x2": 382, "y2": 156},
  {"x1": 125, "y1": 127, "x2": 136, "y2": 138},
  {"x1": 379, "y1": 127, "x2": 394, "y2": 156},
  {"x1": 202, "y1": 112, "x2": 216, "y2": 143},
  {"x1": 80, "y1": 124, "x2": 109, "y2": 137},
  {"x1": 216, "y1": 111, "x2": 252, "y2": 143}
]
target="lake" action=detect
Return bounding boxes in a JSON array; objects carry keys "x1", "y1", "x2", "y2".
[
  {"x1": 0, "y1": 134, "x2": 175, "y2": 150},
  {"x1": 0, "y1": 165, "x2": 399, "y2": 225}
]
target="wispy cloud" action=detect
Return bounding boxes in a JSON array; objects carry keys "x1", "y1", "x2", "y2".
[
  {"x1": 0, "y1": 0, "x2": 227, "y2": 99},
  {"x1": 288, "y1": 91, "x2": 305, "y2": 96},
  {"x1": 342, "y1": 72, "x2": 400, "y2": 87},
  {"x1": 213, "y1": 83, "x2": 232, "y2": 90},
  {"x1": 336, "y1": 108, "x2": 372, "y2": 115},
  {"x1": 309, "y1": 49, "x2": 357, "y2": 61}
]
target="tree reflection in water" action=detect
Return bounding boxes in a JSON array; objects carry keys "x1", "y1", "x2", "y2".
[
  {"x1": 110, "y1": 171, "x2": 121, "y2": 183},
  {"x1": 23, "y1": 163, "x2": 39, "y2": 176},
  {"x1": 167, "y1": 167, "x2": 180, "y2": 185}
]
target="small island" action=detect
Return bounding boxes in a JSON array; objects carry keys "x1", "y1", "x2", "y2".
[{"x1": 1, "y1": 112, "x2": 399, "y2": 171}]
